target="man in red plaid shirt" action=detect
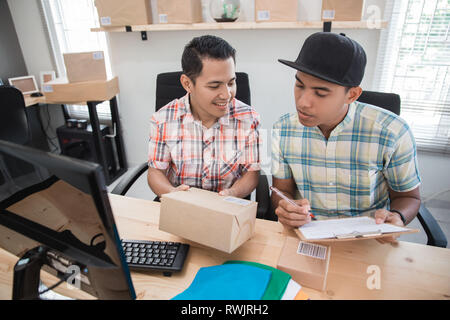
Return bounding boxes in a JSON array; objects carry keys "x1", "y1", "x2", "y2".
[{"x1": 147, "y1": 35, "x2": 261, "y2": 199}]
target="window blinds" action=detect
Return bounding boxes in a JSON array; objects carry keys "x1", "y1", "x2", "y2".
[{"x1": 373, "y1": 0, "x2": 450, "y2": 154}]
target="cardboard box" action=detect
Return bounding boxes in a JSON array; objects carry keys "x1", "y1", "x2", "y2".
[
  {"x1": 42, "y1": 77, "x2": 119, "y2": 103},
  {"x1": 95, "y1": 0, "x2": 152, "y2": 26},
  {"x1": 321, "y1": 0, "x2": 364, "y2": 21},
  {"x1": 159, "y1": 188, "x2": 257, "y2": 253},
  {"x1": 63, "y1": 51, "x2": 107, "y2": 83},
  {"x1": 277, "y1": 236, "x2": 331, "y2": 291},
  {"x1": 157, "y1": 0, "x2": 203, "y2": 24},
  {"x1": 255, "y1": 0, "x2": 298, "y2": 22}
]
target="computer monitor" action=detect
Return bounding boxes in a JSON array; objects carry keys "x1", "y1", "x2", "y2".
[{"x1": 0, "y1": 140, "x2": 135, "y2": 299}]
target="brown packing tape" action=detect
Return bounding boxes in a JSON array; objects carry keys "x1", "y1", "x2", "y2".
[{"x1": 230, "y1": 214, "x2": 255, "y2": 251}]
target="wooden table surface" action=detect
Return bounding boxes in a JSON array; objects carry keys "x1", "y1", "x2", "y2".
[{"x1": 0, "y1": 194, "x2": 449, "y2": 300}]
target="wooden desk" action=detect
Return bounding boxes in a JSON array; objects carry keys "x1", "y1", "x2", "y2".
[
  {"x1": 21, "y1": 80, "x2": 127, "y2": 185},
  {"x1": 0, "y1": 194, "x2": 449, "y2": 300},
  {"x1": 24, "y1": 95, "x2": 46, "y2": 108}
]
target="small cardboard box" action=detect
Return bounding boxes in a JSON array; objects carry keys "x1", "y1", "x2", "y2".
[
  {"x1": 157, "y1": 0, "x2": 203, "y2": 24},
  {"x1": 321, "y1": 0, "x2": 364, "y2": 21},
  {"x1": 277, "y1": 236, "x2": 331, "y2": 291},
  {"x1": 42, "y1": 77, "x2": 119, "y2": 103},
  {"x1": 159, "y1": 188, "x2": 257, "y2": 253},
  {"x1": 63, "y1": 51, "x2": 107, "y2": 83},
  {"x1": 95, "y1": 0, "x2": 152, "y2": 26},
  {"x1": 255, "y1": 0, "x2": 298, "y2": 22}
]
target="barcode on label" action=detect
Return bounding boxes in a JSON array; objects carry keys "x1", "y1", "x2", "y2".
[
  {"x1": 297, "y1": 241, "x2": 327, "y2": 260},
  {"x1": 322, "y1": 10, "x2": 335, "y2": 20},
  {"x1": 257, "y1": 10, "x2": 270, "y2": 21},
  {"x1": 159, "y1": 14, "x2": 168, "y2": 23}
]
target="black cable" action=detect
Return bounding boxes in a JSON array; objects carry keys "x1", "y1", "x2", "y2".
[
  {"x1": 90, "y1": 233, "x2": 104, "y2": 246},
  {"x1": 37, "y1": 105, "x2": 57, "y2": 152},
  {"x1": 44, "y1": 104, "x2": 59, "y2": 149},
  {"x1": 37, "y1": 104, "x2": 59, "y2": 153},
  {"x1": 38, "y1": 272, "x2": 72, "y2": 296}
]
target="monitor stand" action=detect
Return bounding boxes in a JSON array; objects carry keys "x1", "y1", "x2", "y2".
[{"x1": 12, "y1": 246, "x2": 71, "y2": 300}]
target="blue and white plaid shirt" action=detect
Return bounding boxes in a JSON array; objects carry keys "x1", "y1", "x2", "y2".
[{"x1": 271, "y1": 101, "x2": 421, "y2": 219}]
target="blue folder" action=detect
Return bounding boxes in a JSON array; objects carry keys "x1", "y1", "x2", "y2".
[{"x1": 172, "y1": 264, "x2": 272, "y2": 300}]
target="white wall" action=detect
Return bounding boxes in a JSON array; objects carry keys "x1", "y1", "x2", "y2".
[
  {"x1": 417, "y1": 151, "x2": 450, "y2": 199},
  {"x1": 7, "y1": 0, "x2": 55, "y2": 81}
]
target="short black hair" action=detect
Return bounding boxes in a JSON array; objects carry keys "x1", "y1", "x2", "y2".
[{"x1": 181, "y1": 35, "x2": 236, "y2": 83}]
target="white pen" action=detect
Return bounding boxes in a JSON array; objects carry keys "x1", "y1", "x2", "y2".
[{"x1": 270, "y1": 186, "x2": 316, "y2": 220}]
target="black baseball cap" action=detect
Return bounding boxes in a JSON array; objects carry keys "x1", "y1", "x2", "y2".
[{"x1": 279, "y1": 32, "x2": 367, "y2": 87}]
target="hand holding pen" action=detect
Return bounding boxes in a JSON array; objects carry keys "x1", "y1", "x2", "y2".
[{"x1": 270, "y1": 186, "x2": 316, "y2": 227}]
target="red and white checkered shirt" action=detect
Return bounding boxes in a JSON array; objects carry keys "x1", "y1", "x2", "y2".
[{"x1": 148, "y1": 94, "x2": 261, "y2": 192}]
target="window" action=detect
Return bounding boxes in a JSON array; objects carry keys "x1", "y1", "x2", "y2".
[
  {"x1": 41, "y1": 0, "x2": 112, "y2": 121},
  {"x1": 373, "y1": 0, "x2": 450, "y2": 154}
]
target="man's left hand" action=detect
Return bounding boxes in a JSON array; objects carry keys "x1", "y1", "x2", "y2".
[
  {"x1": 374, "y1": 209, "x2": 405, "y2": 244},
  {"x1": 219, "y1": 188, "x2": 236, "y2": 197}
]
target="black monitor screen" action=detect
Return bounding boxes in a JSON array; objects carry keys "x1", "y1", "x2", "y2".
[{"x1": 0, "y1": 140, "x2": 135, "y2": 299}]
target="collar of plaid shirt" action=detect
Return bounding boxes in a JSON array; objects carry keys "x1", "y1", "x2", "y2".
[
  {"x1": 306, "y1": 101, "x2": 356, "y2": 138},
  {"x1": 180, "y1": 93, "x2": 231, "y2": 127}
]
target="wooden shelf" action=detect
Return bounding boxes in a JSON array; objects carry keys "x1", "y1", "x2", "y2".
[{"x1": 91, "y1": 21, "x2": 388, "y2": 33}]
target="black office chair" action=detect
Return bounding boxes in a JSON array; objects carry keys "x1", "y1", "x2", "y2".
[
  {"x1": 0, "y1": 86, "x2": 30, "y2": 145},
  {"x1": 112, "y1": 71, "x2": 273, "y2": 220},
  {"x1": 357, "y1": 90, "x2": 447, "y2": 248},
  {"x1": 357, "y1": 90, "x2": 401, "y2": 116},
  {"x1": 0, "y1": 86, "x2": 38, "y2": 193}
]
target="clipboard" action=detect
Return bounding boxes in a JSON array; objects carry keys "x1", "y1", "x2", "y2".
[{"x1": 294, "y1": 216, "x2": 419, "y2": 243}]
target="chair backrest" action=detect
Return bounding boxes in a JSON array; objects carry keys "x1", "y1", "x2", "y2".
[
  {"x1": 0, "y1": 85, "x2": 30, "y2": 145},
  {"x1": 155, "y1": 71, "x2": 251, "y2": 112},
  {"x1": 357, "y1": 90, "x2": 401, "y2": 116}
]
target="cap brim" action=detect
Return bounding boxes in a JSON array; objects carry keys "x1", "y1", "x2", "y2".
[{"x1": 278, "y1": 59, "x2": 355, "y2": 87}]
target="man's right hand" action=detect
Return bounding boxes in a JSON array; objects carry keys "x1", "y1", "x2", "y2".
[
  {"x1": 275, "y1": 198, "x2": 311, "y2": 228},
  {"x1": 170, "y1": 184, "x2": 190, "y2": 192}
]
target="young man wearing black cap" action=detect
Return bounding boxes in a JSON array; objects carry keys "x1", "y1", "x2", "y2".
[{"x1": 271, "y1": 32, "x2": 421, "y2": 244}]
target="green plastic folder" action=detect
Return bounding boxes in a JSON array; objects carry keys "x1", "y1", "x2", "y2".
[{"x1": 224, "y1": 260, "x2": 291, "y2": 300}]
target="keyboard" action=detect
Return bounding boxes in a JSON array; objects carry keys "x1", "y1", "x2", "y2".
[{"x1": 121, "y1": 239, "x2": 189, "y2": 276}]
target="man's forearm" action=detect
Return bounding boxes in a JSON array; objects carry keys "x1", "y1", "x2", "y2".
[
  {"x1": 389, "y1": 196, "x2": 421, "y2": 225},
  {"x1": 228, "y1": 170, "x2": 259, "y2": 198},
  {"x1": 388, "y1": 186, "x2": 421, "y2": 225},
  {"x1": 147, "y1": 167, "x2": 175, "y2": 197}
]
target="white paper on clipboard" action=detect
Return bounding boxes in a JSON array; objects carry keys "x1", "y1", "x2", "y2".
[{"x1": 298, "y1": 216, "x2": 411, "y2": 240}]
